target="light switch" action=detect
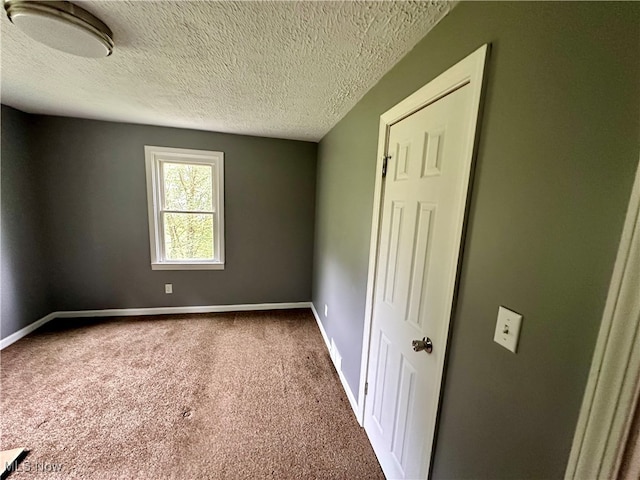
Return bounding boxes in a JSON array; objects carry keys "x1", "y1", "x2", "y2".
[
  {"x1": 493, "y1": 306, "x2": 522, "y2": 353},
  {"x1": 165, "y1": 284, "x2": 173, "y2": 294}
]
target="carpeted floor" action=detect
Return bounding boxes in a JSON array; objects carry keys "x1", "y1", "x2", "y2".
[{"x1": 0, "y1": 309, "x2": 384, "y2": 479}]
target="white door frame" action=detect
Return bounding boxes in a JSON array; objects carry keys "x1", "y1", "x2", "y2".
[
  {"x1": 565, "y1": 157, "x2": 640, "y2": 479},
  {"x1": 356, "y1": 44, "x2": 489, "y2": 426}
]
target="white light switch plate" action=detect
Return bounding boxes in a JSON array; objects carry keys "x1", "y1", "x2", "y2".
[
  {"x1": 494, "y1": 306, "x2": 522, "y2": 353},
  {"x1": 165, "y1": 284, "x2": 173, "y2": 294}
]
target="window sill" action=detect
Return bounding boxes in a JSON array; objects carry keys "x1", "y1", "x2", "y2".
[{"x1": 151, "y1": 262, "x2": 225, "y2": 271}]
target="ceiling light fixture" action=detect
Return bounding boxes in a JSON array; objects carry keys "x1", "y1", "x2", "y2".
[{"x1": 4, "y1": 0, "x2": 114, "y2": 58}]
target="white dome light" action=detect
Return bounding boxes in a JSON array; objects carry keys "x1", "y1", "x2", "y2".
[{"x1": 4, "y1": 0, "x2": 114, "y2": 58}]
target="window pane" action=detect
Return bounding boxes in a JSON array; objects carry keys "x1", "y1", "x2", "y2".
[
  {"x1": 163, "y1": 162, "x2": 213, "y2": 211},
  {"x1": 163, "y1": 213, "x2": 214, "y2": 260}
]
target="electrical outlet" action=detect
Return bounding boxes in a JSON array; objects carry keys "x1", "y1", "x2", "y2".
[
  {"x1": 324, "y1": 304, "x2": 328, "y2": 317},
  {"x1": 494, "y1": 306, "x2": 523, "y2": 353},
  {"x1": 165, "y1": 284, "x2": 173, "y2": 294}
]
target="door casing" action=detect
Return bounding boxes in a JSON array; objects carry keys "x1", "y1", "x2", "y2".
[
  {"x1": 356, "y1": 46, "x2": 490, "y2": 459},
  {"x1": 565, "y1": 157, "x2": 640, "y2": 479}
]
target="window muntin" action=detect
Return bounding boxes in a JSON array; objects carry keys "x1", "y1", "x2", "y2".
[{"x1": 145, "y1": 146, "x2": 224, "y2": 270}]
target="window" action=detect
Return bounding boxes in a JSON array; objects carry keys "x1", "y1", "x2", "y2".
[{"x1": 145, "y1": 146, "x2": 224, "y2": 270}]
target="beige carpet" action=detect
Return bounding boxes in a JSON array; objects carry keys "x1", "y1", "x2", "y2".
[{"x1": 0, "y1": 309, "x2": 383, "y2": 479}]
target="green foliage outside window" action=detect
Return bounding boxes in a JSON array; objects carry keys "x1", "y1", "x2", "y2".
[{"x1": 162, "y1": 162, "x2": 215, "y2": 261}]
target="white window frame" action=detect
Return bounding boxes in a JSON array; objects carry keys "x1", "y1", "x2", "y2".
[{"x1": 144, "y1": 145, "x2": 225, "y2": 270}]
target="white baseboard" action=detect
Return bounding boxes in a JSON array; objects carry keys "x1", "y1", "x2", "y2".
[
  {"x1": 1, "y1": 302, "x2": 311, "y2": 350},
  {"x1": 310, "y1": 303, "x2": 360, "y2": 420},
  {"x1": 0, "y1": 312, "x2": 58, "y2": 350},
  {"x1": 55, "y1": 302, "x2": 311, "y2": 318}
]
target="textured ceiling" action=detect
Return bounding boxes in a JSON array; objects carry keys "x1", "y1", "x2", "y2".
[{"x1": 1, "y1": 1, "x2": 453, "y2": 141}]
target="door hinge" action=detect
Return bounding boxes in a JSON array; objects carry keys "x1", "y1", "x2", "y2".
[
  {"x1": 364, "y1": 382, "x2": 369, "y2": 395},
  {"x1": 382, "y1": 154, "x2": 391, "y2": 178}
]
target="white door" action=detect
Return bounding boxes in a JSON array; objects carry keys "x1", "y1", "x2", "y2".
[{"x1": 364, "y1": 84, "x2": 475, "y2": 479}]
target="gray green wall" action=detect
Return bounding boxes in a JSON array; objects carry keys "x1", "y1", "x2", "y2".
[
  {"x1": 1, "y1": 112, "x2": 316, "y2": 339},
  {"x1": 1, "y1": 105, "x2": 53, "y2": 338},
  {"x1": 36, "y1": 115, "x2": 317, "y2": 313},
  {"x1": 312, "y1": 2, "x2": 640, "y2": 478}
]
